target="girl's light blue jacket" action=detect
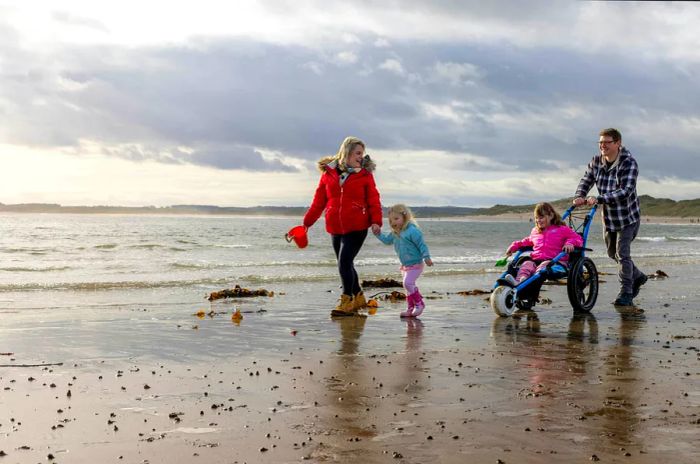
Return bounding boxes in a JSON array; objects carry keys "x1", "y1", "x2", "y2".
[{"x1": 375, "y1": 222, "x2": 430, "y2": 266}]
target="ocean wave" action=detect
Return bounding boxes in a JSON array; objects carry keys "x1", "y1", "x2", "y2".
[
  {"x1": 214, "y1": 244, "x2": 252, "y2": 249},
  {"x1": 123, "y1": 244, "x2": 188, "y2": 252},
  {"x1": 638, "y1": 236, "x2": 700, "y2": 242},
  {"x1": 0, "y1": 277, "x2": 232, "y2": 292},
  {"x1": 0, "y1": 266, "x2": 72, "y2": 272},
  {"x1": 0, "y1": 247, "x2": 56, "y2": 254},
  {"x1": 170, "y1": 262, "x2": 231, "y2": 270},
  {"x1": 95, "y1": 244, "x2": 118, "y2": 249},
  {"x1": 176, "y1": 239, "x2": 200, "y2": 245},
  {"x1": 358, "y1": 255, "x2": 503, "y2": 266}
]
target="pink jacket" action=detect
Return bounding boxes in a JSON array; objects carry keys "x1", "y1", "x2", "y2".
[{"x1": 507, "y1": 224, "x2": 583, "y2": 264}]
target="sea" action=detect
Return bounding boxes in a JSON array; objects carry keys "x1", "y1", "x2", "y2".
[{"x1": 1, "y1": 212, "x2": 698, "y2": 309}]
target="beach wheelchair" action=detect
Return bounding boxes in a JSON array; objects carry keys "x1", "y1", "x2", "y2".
[{"x1": 490, "y1": 205, "x2": 599, "y2": 317}]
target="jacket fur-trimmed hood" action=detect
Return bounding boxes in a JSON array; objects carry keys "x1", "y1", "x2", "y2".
[{"x1": 316, "y1": 155, "x2": 376, "y2": 173}]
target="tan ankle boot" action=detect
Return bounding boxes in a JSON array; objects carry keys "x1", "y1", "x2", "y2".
[
  {"x1": 352, "y1": 291, "x2": 367, "y2": 310},
  {"x1": 331, "y1": 294, "x2": 355, "y2": 316}
]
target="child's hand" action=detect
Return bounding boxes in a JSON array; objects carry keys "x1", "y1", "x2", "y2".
[
  {"x1": 563, "y1": 244, "x2": 575, "y2": 253},
  {"x1": 505, "y1": 248, "x2": 514, "y2": 257},
  {"x1": 371, "y1": 224, "x2": 381, "y2": 235},
  {"x1": 424, "y1": 258, "x2": 433, "y2": 266}
]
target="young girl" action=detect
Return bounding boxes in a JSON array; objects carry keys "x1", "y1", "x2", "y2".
[
  {"x1": 504, "y1": 202, "x2": 583, "y2": 285},
  {"x1": 374, "y1": 204, "x2": 433, "y2": 317}
]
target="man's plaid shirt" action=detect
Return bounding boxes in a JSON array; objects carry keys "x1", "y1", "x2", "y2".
[{"x1": 575, "y1": 147, "x2": 640, "y2": 232}]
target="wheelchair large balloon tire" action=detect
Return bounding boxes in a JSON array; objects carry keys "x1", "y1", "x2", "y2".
[
  {"x1": 490, "y1": 285, "x2": 516, "y2": 317},
  {"x1": 567, "y1": 257, "x2": 598, "y2": 313}
]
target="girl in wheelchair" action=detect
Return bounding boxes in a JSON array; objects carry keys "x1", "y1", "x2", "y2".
[
  {"x1": 492, "y1": 202, "x2": 599, "y2": 316},
  {"x1": 503, "y1": 202, "x2": 583, "y2": 286}
]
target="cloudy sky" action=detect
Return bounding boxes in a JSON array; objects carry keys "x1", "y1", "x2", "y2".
[{"x1": 1, "y1": 1, "x2": 698, "y2": 207}]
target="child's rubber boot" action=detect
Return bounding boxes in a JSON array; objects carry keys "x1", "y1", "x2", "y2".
[
  {"x1": 412, "y1": 289, "x2": 425, "y2": 317},
  {"x1": 400, "y1": 293, "x2": 415, "y2": 318},
  {"x1": 331, "y1": 294, "x2": 356, "y2": 317},
  {"x1": 352, "y1": 291, "x2": 367, "y2": 310}
]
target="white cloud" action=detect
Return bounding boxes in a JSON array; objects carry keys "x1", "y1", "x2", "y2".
[
  {"x1": 432, "y1": 61, "x2": 482, "y2": 86},
  {"x1": 378, "y1": 58, "x2": 405, "y2": 75},
  {"x1": 334, "y1": 50, "x2": 358, "y2": 66}
]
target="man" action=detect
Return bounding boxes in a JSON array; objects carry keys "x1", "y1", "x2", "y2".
[{"x1": 573, "y1": 128, "x2": 646, "y2": 307}]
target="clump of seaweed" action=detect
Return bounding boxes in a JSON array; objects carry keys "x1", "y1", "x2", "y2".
[
  {"x1": 361, "y1": 278, "x2": 402, "y2": 288},
  {"x1": 208, "y1": 285, "x2": 274, "y2": 301}
]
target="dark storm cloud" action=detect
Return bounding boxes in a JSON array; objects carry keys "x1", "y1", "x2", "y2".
[
  {"x1": 188, "y1": 146, "x2": 290, "y2": 171},
  {"x1": 0, "y1": 18, "x2": 698, "y2": 178}
]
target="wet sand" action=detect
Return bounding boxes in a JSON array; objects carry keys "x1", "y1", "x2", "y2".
[{"x1": 1, "y1": 264, "x2": 699, "y2": 463}]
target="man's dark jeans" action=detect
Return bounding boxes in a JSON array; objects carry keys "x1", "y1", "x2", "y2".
[{"x1": 605, "y1": 221, "x2": 644, "y2": 295}]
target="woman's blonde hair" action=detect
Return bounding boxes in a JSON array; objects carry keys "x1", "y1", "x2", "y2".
[
  {"x1": 533, "y1": 202, "x2": 565, "y2": 231},
  {"x1": 387, "y1": 203, "x2": 416, "y2": 233},
  {"x1": 335, "y1": 136, "x2": 365, "y2": 170}
]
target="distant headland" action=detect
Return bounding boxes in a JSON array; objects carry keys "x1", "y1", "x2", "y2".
[{"x1": 1, "y1": 195, "x2": 699, "y2": 218}]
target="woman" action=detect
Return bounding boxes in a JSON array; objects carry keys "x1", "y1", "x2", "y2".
[{"x1": 303, "y1": 136, "x2": 382, "y2": 316}]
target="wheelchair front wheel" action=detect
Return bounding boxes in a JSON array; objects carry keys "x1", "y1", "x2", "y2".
[
  {"x1": 490, "y1": 285, "x2": 516, "y2": 317},
  {"x1": 567, "y1": 257, "x2": 598, "y2": 313}
]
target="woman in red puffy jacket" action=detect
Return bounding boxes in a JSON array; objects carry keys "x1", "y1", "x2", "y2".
[{"x1": 303, "y1": 136, "x2": 382, "y2": 316}]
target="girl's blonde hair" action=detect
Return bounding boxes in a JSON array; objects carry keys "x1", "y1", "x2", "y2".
[
  {"x1": 387, "y1": 203, "x2": 416, "y2": 233},
  {"x1": 335, "y1": 136, "x2": 365, "y2": 170},
  {"x1": 533, "y1": 202, "x2": 565, "y2": 231}
]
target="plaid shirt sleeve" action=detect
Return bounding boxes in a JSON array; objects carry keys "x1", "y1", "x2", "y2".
[{"x1": 575, "y1": 156, "x2": 598, "y2": 198}]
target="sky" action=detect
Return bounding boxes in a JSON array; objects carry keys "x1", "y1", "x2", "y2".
[{"x1": 0, "y1": 0, "x2": 698, "y2": 208}]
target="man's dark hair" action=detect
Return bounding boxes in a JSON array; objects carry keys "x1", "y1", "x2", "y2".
[{"x1": 599, "y1": 128, "x2": 622, "y2": 142}]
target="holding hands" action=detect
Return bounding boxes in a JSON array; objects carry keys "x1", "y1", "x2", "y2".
[
  {"x1": 371, "y1": 223, "x2": 381, "y2": 235},
  {"x1": 424, "y1": 258, "x2": 433, "y2": 266}
]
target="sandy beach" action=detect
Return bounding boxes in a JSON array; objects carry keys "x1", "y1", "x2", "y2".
[{"x1": 1, "y1": 260, "x2": 698, "y2": 464}]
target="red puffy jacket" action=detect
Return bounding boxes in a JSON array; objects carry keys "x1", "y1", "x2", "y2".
[{"x1": 303, "y1": 157, "x2": 382, "y2": 235}]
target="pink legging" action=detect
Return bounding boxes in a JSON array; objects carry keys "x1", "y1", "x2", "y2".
[
  {"x1": 516, "y1": 260, "x2": 550, "y2": 282},
  {"x1": 401, "y1": 263, "x2": 424, "y2": 295}
]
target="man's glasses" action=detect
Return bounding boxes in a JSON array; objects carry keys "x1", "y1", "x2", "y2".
[{"x1": 598, "y1": 140, "x2": 618, "y2": 146}]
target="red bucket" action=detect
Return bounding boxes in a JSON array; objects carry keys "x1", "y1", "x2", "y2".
[{"x1": 285, "y1": 225, "x2": 308, "y2": 249}]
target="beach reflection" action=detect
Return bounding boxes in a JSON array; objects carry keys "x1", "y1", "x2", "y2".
[
  {"x1": 489, "y1": 311, "x2": 599, "y2": 424},
  {"x1": 314, "y1": 315, "x2": 376, "y2": 460},
  {"x1": 594, "y1": 309, "x2": 646, "y2": 449},
  {"x1": 398, "y1": 318, "x2": 425, "y2": 398}
]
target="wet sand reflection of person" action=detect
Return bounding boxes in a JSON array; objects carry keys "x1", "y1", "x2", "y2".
[
  {"x1": 596, "y1": 310, "x2": 646, "y2": 451},
  {"x1": 565, "y1": 313, "x2": 599, "y2": 375},
  {"x1": 396, "y1": 318, "x2": 425, "y2": 398},
  {"x1": 490, "y1": 311, "x2": 599, "y2": 427},
  {"x1": 311, "y1": 315, "x2": 376, "y2": 461}
]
